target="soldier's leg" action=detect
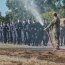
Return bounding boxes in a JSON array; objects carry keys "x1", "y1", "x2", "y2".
[
  {"x1": 60, "y1": 33, "x2": 63, "y2": 46},
  {"x1": 43, "y1": 39, "x2": 45, "y2": 46},
  {"x1": 14, "y1": 31, "x2": 17, "y2": 44},
  {"x1": 17, "y1": 35, "x2": 20, "y2": 44},
  {"x1": 64, "y1": 34, "x2": 65, "y2": 45},
  {"x1": 51, "y1": 32, "x2": 57, "y2": 49},
  {"x1": 24, "y1": 32, "x2": 27, "y2": 45},
  {"x1": 42, "y1": 35, "x2": 46, "y2": 46},
  {"x1": 10, "y1": 32, "x2": 13, "y2": 43},
  {"x1": 45, "y1": 36, "x2": 48, "y2": 46},
  {"x1": 19, "y1": 31, "x2": 22, "y2": 44},
  {"x1": 55, "y1": 34, "x2": 60, "y2": 49},
  {"x1": 4, "y1": 32, "x2": 7, "y2": 43},
  {"x1": 7, "y1": 31, "x2": 10, "y2": 43},
  {"x1": 0, "y1": 31, "x2": 3, "y2": 42}
]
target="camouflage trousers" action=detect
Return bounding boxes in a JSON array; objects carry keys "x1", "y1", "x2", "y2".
[{"x1": 50, "y1": 31, "x2": 60, "y2": 48}]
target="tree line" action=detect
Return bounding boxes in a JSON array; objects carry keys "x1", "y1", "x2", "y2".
[{"x1": 0, "y1": 0, "x2": 65, "y2": 24}]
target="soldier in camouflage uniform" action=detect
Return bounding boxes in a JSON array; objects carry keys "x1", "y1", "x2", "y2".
[
  {"x1": 44, "y1": 13, "x2": 60, "y2": 49},
  {"x1": 16, "y1": 21, "x2": 22, "y2": 44},
  {"x1": 3, "y1": 24, "x2": 9, "y2": 43}
]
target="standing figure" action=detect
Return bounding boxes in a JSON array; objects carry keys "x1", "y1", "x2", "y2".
[
  {"x1": 60, "y1": 20, "x2": 65, "y2": 46},
  {"x1": 9, "y1": 23, "x2": 13, "y2": 43},
  {"x1": 44, "y1": 12, "x2": 60, "y2": 49},
  {"x1": 35, "y1": 22, "x2": 43, "y2": 46},
  {"x1": 23, "y1": 20, "x2": 29, "y2": 45},
  {"x1": 3, "y1": 24, "x2": 9, "y2": 43},
  {"x1": 16, "y1": 21, "x2": 22, "y2": 44},
  {"x1": 28, "y1": 20, "x2": 33, "y2": 45}
]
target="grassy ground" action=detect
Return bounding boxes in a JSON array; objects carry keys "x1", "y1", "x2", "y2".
[{"x1": 0, "y1": 43, "x2": 65, "y2": 65}]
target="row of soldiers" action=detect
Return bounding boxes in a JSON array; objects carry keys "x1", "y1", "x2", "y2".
[
  {"x1": 0, "y1": 19, "x2": 65, "y2": 46},
  {"x1": 0, "y1": 19, "x2": 49, "y2": 46}
]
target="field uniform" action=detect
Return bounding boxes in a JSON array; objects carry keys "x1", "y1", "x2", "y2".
[
  {"x1": 3, "y1": 24, "x2": 9, "y2": 43},
  {"x1": 45, "y1": 17, "x2": 60, "y2": 48}
]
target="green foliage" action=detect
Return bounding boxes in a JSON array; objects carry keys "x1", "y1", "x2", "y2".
[
  {"x1": 62, "y1": 0, "x2": 65, "y2": 8},
  {"x1": 42, "y1": 11, "x2": 54, "y2": 23},
  {"x1": 5, "y1": 0, "x2": 65, "y2": 23},
  {"x1": 6, "y1": 1, "x2": 24, "y2": 21},
  {"x1": 0, "y1": 12, "x2": 5, "y2": 23}
]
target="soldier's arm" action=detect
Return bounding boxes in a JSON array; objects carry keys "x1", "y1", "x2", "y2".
[{"x1": 44, "y1": 19, "x2": 55, "y2": 30}]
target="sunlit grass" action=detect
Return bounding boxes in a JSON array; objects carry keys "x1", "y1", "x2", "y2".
[{"x1": 0, "y1": 43, "x2": 65, "y2": 65}]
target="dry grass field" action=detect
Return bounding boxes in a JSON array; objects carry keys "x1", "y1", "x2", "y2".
[{"x1": 0, "y1": 43, "x2": 65, "y2": 65}]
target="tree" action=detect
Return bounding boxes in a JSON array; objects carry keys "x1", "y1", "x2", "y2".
[
  {"x1": 0, "y1": 12, "x2": 5, "y2": 24},
  {"x1": 6, "y1": 0, "x2": 65, "y2": 22},
  {"x1": 42, "y1": 11, "x2": 55, "y2": 22},
  {"x1": 6, "y1": 0, "x2": 32, "y2": 21}
]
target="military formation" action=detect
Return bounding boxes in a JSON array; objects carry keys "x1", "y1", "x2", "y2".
[
  {"x1": 0, "y1": 19, "x2": 49, "y2": 46},
  {"x1": 0, "y1": 18, "x2": 65, "y2": 47}
]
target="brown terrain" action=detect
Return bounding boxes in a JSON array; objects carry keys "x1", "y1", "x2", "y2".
[{"x1": 0, "y1": 43, "x2": 65, "y2": 65}]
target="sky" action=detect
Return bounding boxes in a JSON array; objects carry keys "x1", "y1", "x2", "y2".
[{"x1": 0, "y1": 0, "x2": 8, "y2": 16}]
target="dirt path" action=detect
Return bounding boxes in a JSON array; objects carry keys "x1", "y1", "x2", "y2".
[{"x1": 0, "y1": 43, "x2": 65, "y2": 65}]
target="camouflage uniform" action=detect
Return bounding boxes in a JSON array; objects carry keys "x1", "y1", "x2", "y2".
[
  {"x1": 3, "y1": 24, "x2": 9, "y2": 43},
  {"x1": 45, "y1": 17, "x2": 60, "y2": 48}
]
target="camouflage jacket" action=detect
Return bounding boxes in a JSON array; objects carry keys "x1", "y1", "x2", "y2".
[{"x1": 45, "y1": 17, "x2": 60, "y2": 34}]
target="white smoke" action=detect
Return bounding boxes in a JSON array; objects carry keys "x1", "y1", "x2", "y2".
[{"x1": 19, "y1": 0, "x2": 44, "y2": 26}]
